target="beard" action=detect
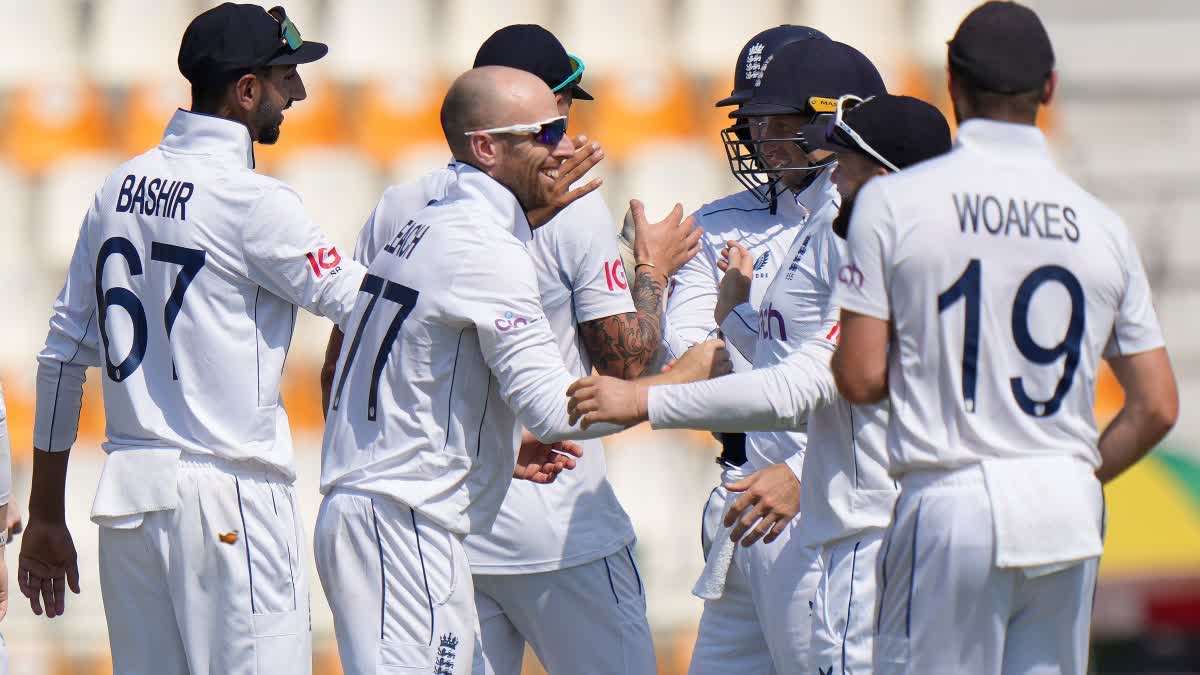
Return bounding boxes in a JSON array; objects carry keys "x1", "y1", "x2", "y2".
[
  {"x1": 253, "y1": 97, "x2": 285, "y2": 145},
  {"x1": 832, "y1": 191, "x2": 856, "y2": 239}
]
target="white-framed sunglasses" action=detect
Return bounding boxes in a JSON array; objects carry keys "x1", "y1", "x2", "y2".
[
  {"x1": 827, "y1": 94, "x2": 900, "y2": 172},
  {"x1": 463, "y1": 115, "x2": 568, "y2": 146}
]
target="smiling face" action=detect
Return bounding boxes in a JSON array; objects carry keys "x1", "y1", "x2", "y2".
[
  {"x1": 489, "y1": 118, "x2": 574, "y2": 211},
  {"x1": 761, "y1": 114, "x2": 833, "y2": 190}
]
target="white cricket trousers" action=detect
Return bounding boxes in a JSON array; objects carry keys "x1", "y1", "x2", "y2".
[
  {"x1": 688, "y1": 466, "x2": 821, "y2": 675},
  {"x1": 809, "y1": 528, "x2": 886, "y2": 675},
  {"x1": 315, "y1": 488, "x2": 476, "y2": 675},
  {"x1": 472, "y1": 546, "x2": 657, "y2": 675},
  {"x1": 99, "y1": 455, "x2": 311, "y2": 675},
  {"x1": 875, "y1": 467, "x2": 1098, "y2": 675}
]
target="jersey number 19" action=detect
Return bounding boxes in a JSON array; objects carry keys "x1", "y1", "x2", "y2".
[{"x1": 938, "y1": 258, "x2": 1085, "y2": 418}]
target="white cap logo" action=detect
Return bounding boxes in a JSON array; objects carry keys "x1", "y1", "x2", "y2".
[{"x1": 744, "y1": 43, "x2": 766, "y2": 81}]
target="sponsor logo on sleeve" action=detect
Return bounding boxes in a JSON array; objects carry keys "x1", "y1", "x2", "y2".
[
  {"x1": 305, "y1": 246, "x2": 343, "y2": 278},
  {"x1": 604, "y1": 258, "x2": 628, "y2": 291},
  {"x1": 494, "y1": 311, "x2": 534, "y2": 332},
  {"x1": 838, "y1": 263, "x2": 864, "y2": 289}
]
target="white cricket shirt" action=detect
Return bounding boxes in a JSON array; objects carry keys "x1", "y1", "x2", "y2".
[
  {"x1": 732, "y1": 169, "x2": 843, "y2": 474},
  {"x1": 648, "y1": 310, "x2": 896, "y2": 547},
  {"x1": 663, "y1": 189, "x2": 802, "y2": 371},
  {"x1": 34, "y1": 109, "x2": 365, "y2": 521},
  {"x1": 351, "y1": 165, "x2": 638, "y2": 572},
  {"x1": 833, "y1": 119, "x2": 1165, "y2": 476},
  {"x1": 319, "y1": 163, "x2": 622, "y2": 536}
]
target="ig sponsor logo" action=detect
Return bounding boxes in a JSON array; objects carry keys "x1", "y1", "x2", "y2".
[
  {"x1": 305, "y1": 246, "x2": 343, "y2": 278},
  {"x1": 604, "y1": 259, "x2": 628, "y2": 291}
]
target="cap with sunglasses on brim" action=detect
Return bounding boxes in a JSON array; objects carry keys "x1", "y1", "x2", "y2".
[
  {"x1": 733, "y1": 39, "x2": 885, "y2": 119},
  {"x1": 947, "y1": 1, "x2": 1054, "y2": 94},
  {"x1": 798, "y1": 94, "x2": 952, "y2": 171},
  {"x1": 474, "y1": 25, "x2": 592, "y2": 101},
  {"x1": 178, "y1": 3, "x2": 328, "y2": 87}
]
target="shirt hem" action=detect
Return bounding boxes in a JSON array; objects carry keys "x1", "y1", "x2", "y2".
[{"x1": 467, "y1": 532, "x2": 636, "y2": 576}]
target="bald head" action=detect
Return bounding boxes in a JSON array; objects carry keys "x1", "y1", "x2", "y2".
[{"x1": 441, "y1": 66, "x2": 559, "y2": 161}]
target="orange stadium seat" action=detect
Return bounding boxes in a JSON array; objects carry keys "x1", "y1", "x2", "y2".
[
  {"x1": 574, "y1": 70, "x2": 700, "y2": 161},
  {"x1": 352, "y1": 76, "x2": 448, "y2": 167},
  {"x1": 696, "y1": 75, "x2": 739, "y2": 159},
  {"x1": 252, "y1": 78, "x2": 345, "y2": 170},
  {"x1": 119, "y1": 79, "x2": 193, "y2": 158},
  {"x1": 1, "y1": 79, "x2": 111, "y2": 174}
]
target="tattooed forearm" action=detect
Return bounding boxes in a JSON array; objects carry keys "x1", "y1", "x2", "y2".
[{"x1": 579, "y1": 269, "x2": 667, "y2": 380}]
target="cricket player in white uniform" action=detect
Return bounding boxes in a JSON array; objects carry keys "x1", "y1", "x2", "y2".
[
  {"x1": 831, "y1": 3, "x2": 1179, "y2": 673},
  {"x1": 571, "y1": 95, "x2": 954, "y2": 674},
  {"x1": 318, "y1": 26, "x2": 700, "y2": 675},
  {"x1": 18, "y1": 6, "x2": 360, "y2": 674},
  {"x1": 315, "y1": 66, "x2": 727, "y2": 675},
  {"x1": 662, "y1": 25, "x2": 828, "y2": 584},
  {"x1": 576, "y1": 39, "x2": 886, "y2": 674}
]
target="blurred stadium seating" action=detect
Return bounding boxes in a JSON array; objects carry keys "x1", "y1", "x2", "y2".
[{"x1": 0, "y1": 1, "x2": 1197, "y2": 673}]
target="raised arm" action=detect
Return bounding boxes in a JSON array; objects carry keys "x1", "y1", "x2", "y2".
[{"x1": 578, "y1": 200, "x2": 700, "y2": 378}]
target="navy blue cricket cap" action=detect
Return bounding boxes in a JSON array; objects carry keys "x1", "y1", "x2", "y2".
[
  {"x1": 474, "y1": 24, "x2": 593, "y2": 101},
  {"x1": 715, "y1": 25, "x2": 829, "y2": 108},
  {"x1": 800, "y1": 95, "x2": 952, "y2": 170},
  {"x1": 734, "y1": 40, "x2": 886, "y2": 118},
  {"x1": 178, "y1": 3, "x2": 328, "y2": 87},
  {"x1": 948, "y1": 1, "x2": 1054, "y2": 94}
]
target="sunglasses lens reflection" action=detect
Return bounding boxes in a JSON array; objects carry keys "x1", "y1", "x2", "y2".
[{"x1": 536, "y1": 119, "x2": 567, "y2": 145}]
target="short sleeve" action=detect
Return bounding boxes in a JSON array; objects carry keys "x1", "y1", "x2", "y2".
[
  {"x1": 1104, "y1": 228, "x2": 1165, "y2": 358},
  {"x1": 831, "y1": 179, "x2": 893, "y2": 321},
  {"x1": 242, "y1": 184, "x2": 366, "y2": 327},
  {"x1": 557, "y1": 192, "x2": 636, "y2": 323}
]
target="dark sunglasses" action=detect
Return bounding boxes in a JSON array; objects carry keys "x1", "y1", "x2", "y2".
[{"x1": 464, "y1": 116, "x2": 569, "y2": 146}]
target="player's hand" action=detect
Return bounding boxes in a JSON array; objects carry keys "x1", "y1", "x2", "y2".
[
  {"x1": 627, "y1": 199, "x2": 702, "y2": 278},
  {"x1": 6, "y1": 502, "x2": 23, "y2": 544},
  {"x1": 724, "y1": 463, "x2": 801, "y2": 546},
  {"x1": 18, "y1": 518, "x2": 80, "y2": 618},
  {"x1": 657, "y1": 339, "x2": 731, "y2": 385},
  {"x1": 715, "y1": 240, "x2": 754, "y2": 324},
  {"x1": 513, "y1": 430, "x2": 583, "y2": 484},
  {"x1": 566, "y1": 376, "x2": 647, "y2": 429},
  {"x1": 527, "y1": 135, "x2": 605, "y2": 228}
]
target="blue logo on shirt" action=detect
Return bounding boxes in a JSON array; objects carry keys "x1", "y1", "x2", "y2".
[{"x1": 753, "y1": 250, "x2": 770, "y2": 271}]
